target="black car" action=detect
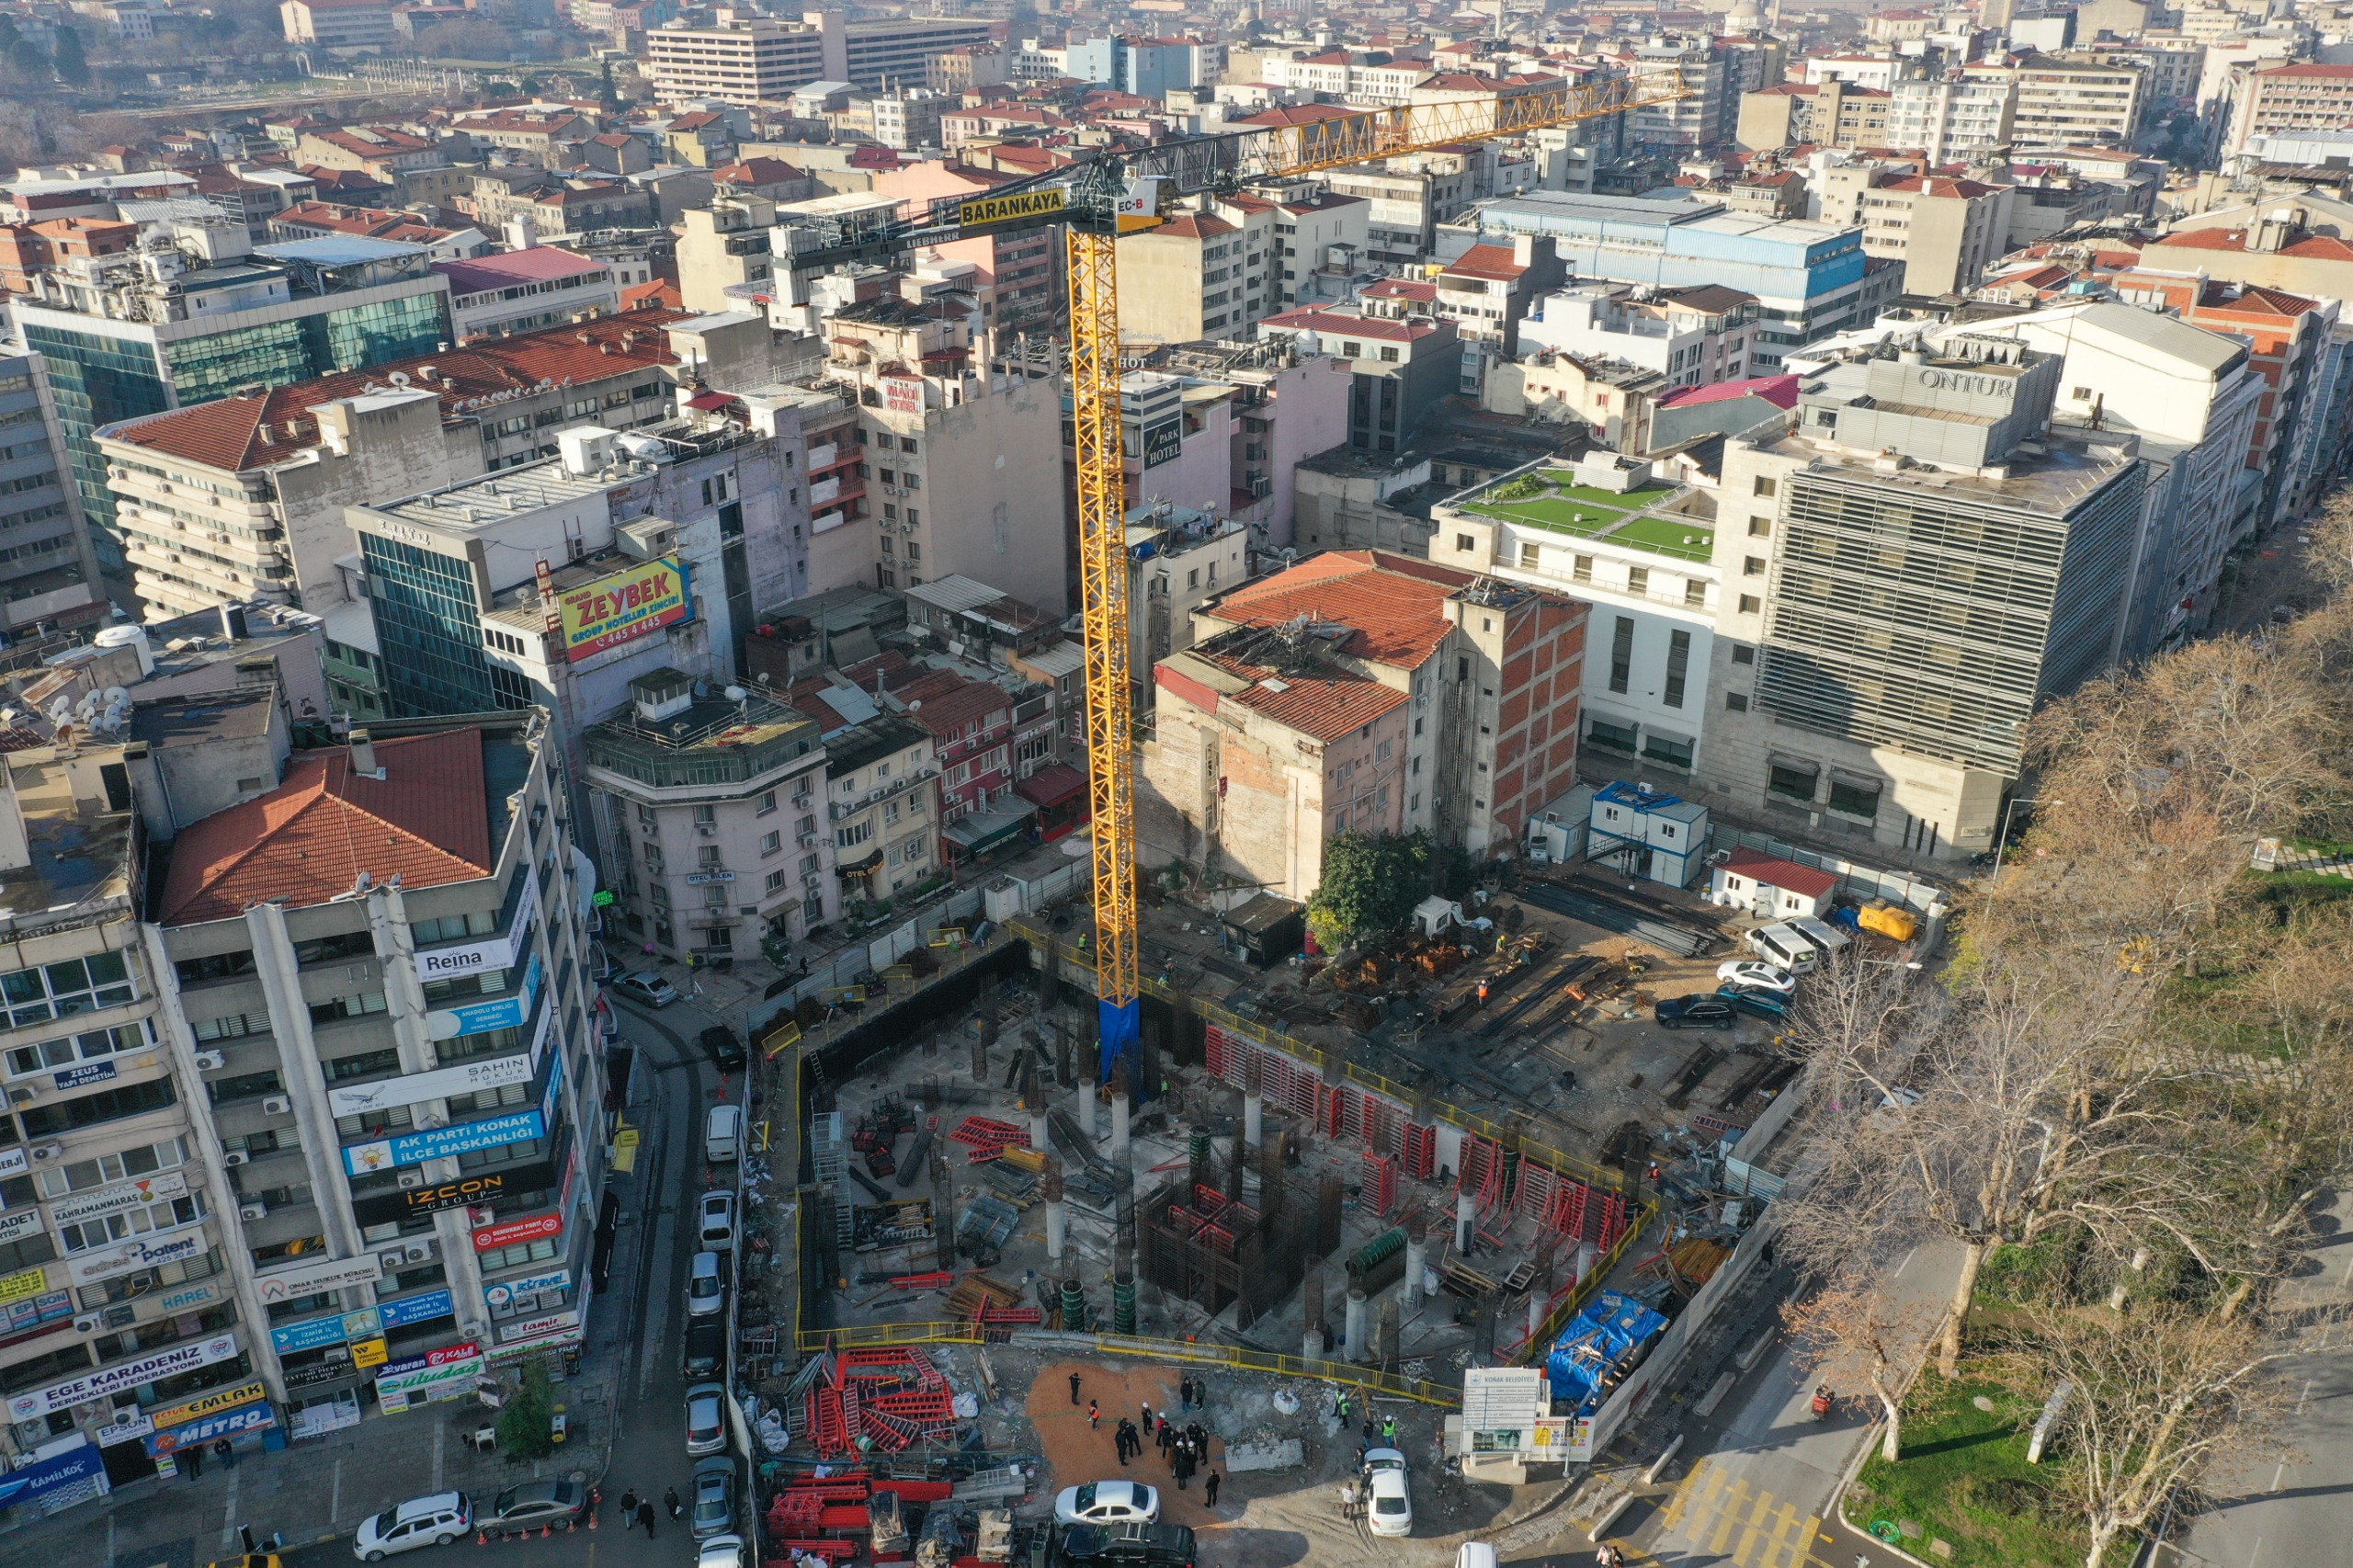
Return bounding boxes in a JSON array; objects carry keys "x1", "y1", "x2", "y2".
[
  {"x1": 1060, "y1": 1522, "x2": 1199, "y2": 1568},
  {"x1": 699, "y1": 1026, "x2": 747, "y2": 1071},
  {"x1": 1717, "y1": 984, "x2": 1788, "y2": 1021},
  {"x1": 683, "y1": 1317, "x2": 726, "y2": 1379},
  {"x1": 1654, "y1": 993, "x2": 1738, "y2": 1030}
]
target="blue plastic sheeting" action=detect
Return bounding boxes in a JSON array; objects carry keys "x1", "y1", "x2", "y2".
[
  {"x1": 1097, "y1": 996, "x2": 1141, "y2": 1092},
  {"x1": 1545, "y1": 1289, "x2": 1667, "y2": 1406}
]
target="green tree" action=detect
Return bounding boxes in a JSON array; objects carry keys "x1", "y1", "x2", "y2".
[
  {"x1": 1307, "y1": 830, "x2": 1436, "y2": 949},
  {"x1": 494, "y1": 1356, "x2": 557, "y2": 1460},
  {"x1": 49, "y1": 24, "x2": 85, "y2": 86}
]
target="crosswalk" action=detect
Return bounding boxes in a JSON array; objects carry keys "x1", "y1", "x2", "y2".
[{"x1": 1639, "y1": 1456, "x2": 1825, "y2": 1568}]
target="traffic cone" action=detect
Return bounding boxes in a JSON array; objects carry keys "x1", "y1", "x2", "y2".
[
  {"x1": 540, "y1": 1525, "x2": 552, "y2": 1539},
  {"x1": 475, "y1": 1528, "x2": 487, "y2": 1545}
]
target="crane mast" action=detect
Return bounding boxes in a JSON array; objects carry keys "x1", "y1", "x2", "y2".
[{"x1": 779, "y1": 70, "x2": 1691, "y2": 1090}]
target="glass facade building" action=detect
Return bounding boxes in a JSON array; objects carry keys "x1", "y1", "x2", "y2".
[{"x1": 359, "y1": 535, "x2": 497, "y2": 715}]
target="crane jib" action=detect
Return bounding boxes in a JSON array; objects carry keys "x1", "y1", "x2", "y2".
[{"x1": 957, "y1": 187, "x2": 1070, "y2": 230}]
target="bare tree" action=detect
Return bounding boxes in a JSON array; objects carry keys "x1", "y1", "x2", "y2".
[
  {"x1": 1781, "y1": 1267, "x2": 1946, "y2": 1461},
  {"x1": 1990, "y1": 1304, "x2": 2291, "y2": 1568}
]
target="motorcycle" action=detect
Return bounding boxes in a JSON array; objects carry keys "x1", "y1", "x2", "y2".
[{"x1": 1810, "y1": 1386, "x2": 1835, "y2": 1422}]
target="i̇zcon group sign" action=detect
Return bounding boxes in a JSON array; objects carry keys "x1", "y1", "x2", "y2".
[{"x1": 559, "y1": 556, "x2": 689, "y2": 662}]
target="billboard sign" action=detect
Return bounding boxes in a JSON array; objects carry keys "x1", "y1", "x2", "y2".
[
  {"x1": 557, "y1": 557, "x2": 689, "y2": 663},
  {"x1": 342, "y1": 1109, "x2": 544, "y2": 1176}
]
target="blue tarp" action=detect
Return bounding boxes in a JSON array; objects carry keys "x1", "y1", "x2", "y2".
[
  {"x1": 1097, "y1": 996, "x2": 1141, "y2": 1093},
  {"x1": 1545, "y1": 1290, "x2": 1667, "y2": 1407}
]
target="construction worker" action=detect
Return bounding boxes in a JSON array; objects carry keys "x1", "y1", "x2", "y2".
[
  {"x1": 1334, "y1": 1388, "x2": 1351, "y2": 1422},
  {"x1": 1381, "y1": 1414, "x2": 1398, "y2": 1444},
  {"x1": 1088, "y1": 1398, "x2": 1100, "y2": 1429}
]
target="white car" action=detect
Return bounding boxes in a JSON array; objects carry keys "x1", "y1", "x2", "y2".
[
  {"x1": 698, "y1": 1537, "x2": 746, "y2": 1568},
  {"x1": 1364, "y1": 1449, "x2": 1412, "y2": 1539},
  {"x1": 612, "y1": 971, "x2": 679, "y2": 1008},
  {"x1": 688, "y1": 1250, "x2": 725, "y2": 1316},
  {"x1": 355, "y1": 1493, "x2": 472, "y2": 1561},
  {"x1": 1053, "y1": 1480, "x2": 1162, "y2": 1527},
  {"x1": 1717, "y1": 960, "x2": 1797, "y2": 995},
  {"x1": 699, "y1": 1191, "x2": 737, "y2": 1252}
]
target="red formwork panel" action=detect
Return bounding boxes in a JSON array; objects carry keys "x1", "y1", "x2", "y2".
[
  {"x1": 1401, "y1": 1122, "x2": 1436, "y2": 1180},
  {"x1": 1361, "y1": 1151, "x2": 1398, "y2": 1217}
]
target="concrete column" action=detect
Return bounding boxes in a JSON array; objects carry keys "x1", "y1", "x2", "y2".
[
  {"x1": 1046, "y1": 1199, "x2": 1067, "y2": 1260},
  {"x1": 1344, "y1": 1288, "x2": 1369, "y2": 1360},
  {"x1": 1403, "y1": 1222, "x2": 1428, "y2": 1312},
  {"x1": 1030, "y1": 1103, "x2": 1051, "y2": 1153},
  {"x1": 1456, "y1": 1189, "x2": 1477, "y2": 1255},
  {"x1": 1574, "y1": 1241, "x2": 1598, "y2": 1284},
  {"x1": 1527, "y1": 1290, "x2": 1547, "y2": 1346},
  {"x1": 1110, "y1": 1089, "x2": 1131, "y2": 1158},
  {"x1": 1078, "y1": 1082, "x2": 1097, "y2": 1139},
  {"x1": 1243, "y1": 1090, "x2": 1264, "y2": 1150}
]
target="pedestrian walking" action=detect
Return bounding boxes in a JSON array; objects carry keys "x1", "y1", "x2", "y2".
[
  {"x1": 665, "y1": 1487, "x2": 682, "y2": 1521},
  {"x1": 638, "y1": 1500, "x2": 656, "y2": 1538},
  {"x1": 1178, "y1": 1375, "x2": 1194, "y2": 1409},
  {"x1": 183, "y1": 1445, "x2": 203, "y2": 1481},
  {"x1": 620, "y1": 1490, "x2": 639, "y2": 1528},
  {"x1": 1088, "y1": 1398, "x2": 1100, "y2": 1429},
  {"x1": 1381, "y1": 1415, "x2": 1398, "y2": 1444},
  {"x1": 1204, "y1": 1471, "x2": 1222, "y2": 1507},
  {"x1": 1175, "y1": 1450, "x2": 1192, "y2": 1491},
  {"x1": 1070, "y1": 1372, "x2": 1083, "y2": 1405},
  {"x1": 215, "y1": 1437, "x2": 236, "y2": 1470}
]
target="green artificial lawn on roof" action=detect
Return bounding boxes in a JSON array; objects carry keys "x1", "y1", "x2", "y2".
[{"x1": 1606, "y1": 513, "x2": 1717, "y2": 562}]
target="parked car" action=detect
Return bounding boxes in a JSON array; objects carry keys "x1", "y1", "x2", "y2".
[
  {"x1": 476, "y1": 1482, "x2": 585, "y2": 1537},
  {"x1": 705, "y1": 1104, "x2": 743, "y2": 1164},
  {"x1": 690, "y1": 1456, "x2": 738, "y2": 1540},
  {"x1": 699, "y1": 1190, "x2": 737, "y2": 1251},
  {"x1": 612, "y1": 971, "x2": 678, "y2": 1008},
  {"x1": 1717, "y1": 985, "x2": 1788, "y2": 1021},
  {"x1": 688, "y1": 1250, "x2": 725, "y2": 1317},
  {"x1": 354, "y1": 1494, "x2": 472, "y2": 1561},
  {"x1": 699, "y1": 1025, "x2": 746, "y2": 1070},
  {"x1": 1716, "y1": 960, "x2": 1796, "y2": 995},
  {"x1": 1654, "y1": 993, "x2": 1738, "y2": 1030},
  {"x1": 697, "y1": 1537, "x2": 746, "y2": 1568},
  {"x1": 1364, "y1": 1449, "x2": 1413, "y2": 1539},
  {"x1": 1059, "y1": 1522, "x2": 1199, "y2": 1568},
  {"x1": 683, "y1": 1318, "x2": 725, "y2": 1380},
  {"x1": 1744, "y1": 923, "x2": 1824, "y2": 974},
  {"x1": 1054, "y1": 1480, "x2": 1162, "y2": 1526},
  {"x1": 686, "y1": 1381, "x2": 729, "y2": 1457}
]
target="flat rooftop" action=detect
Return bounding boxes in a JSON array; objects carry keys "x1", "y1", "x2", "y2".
[
  {"x1": 1458, "y1": 472, "x2": 1714, "y2": 562},
  {"x1": 0, "y1": 748, "x2": 134, "y2": 930}
]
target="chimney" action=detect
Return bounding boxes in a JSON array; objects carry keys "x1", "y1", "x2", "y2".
[{"x1": 349, "y1": 729, "x2": 381, "y2": 779}]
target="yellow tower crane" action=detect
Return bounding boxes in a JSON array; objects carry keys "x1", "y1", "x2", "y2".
[{"x1": 780, "y1": 69, "x2": 1688, "y2": 1085}]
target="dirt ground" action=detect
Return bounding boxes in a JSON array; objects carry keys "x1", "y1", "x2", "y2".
[{"x1": 1019, "y1": 1358, "x2": 1587, "y2": 1568}]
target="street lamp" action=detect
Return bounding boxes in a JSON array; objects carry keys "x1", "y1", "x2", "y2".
[{"x1": 1988, "y1": 796, "x2": 2057, "y2": 882}]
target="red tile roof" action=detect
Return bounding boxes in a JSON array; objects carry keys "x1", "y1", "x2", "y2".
[
  {"x1": 1361, "y1": 278, "x2": 1438, "y2": 301},
  {"x1": 102, "y1": 309, "x2": 692, "y2": 472},
  {"x1": 891, "y1": 666, "x2": 1009, "y2": 740},
  {"x1": 434, "y1": 245, "x2": 607, "y2": 294},
  {"x1": 1719, "y1": 847, "x2": 1838, "y2": 903},
  {"x1": 1188, "y1": 655, "x2": 1409, "y2": 741},
  {"x1": 158, "y1": 731, "x2": 494, "y2": 925},
  {"x1": 1441, "y1": 243, "x2": 1529, "y2": 280},
  {"x1": 1209, "y1": 549, "x2": 1475, "y2": 668},
  {"x1": 1152, "y1": 212, "x2": 1236, "y2": 239},
  {"x1": 2256, "y1": 62, "x2": 2353, "y2": 78},
  {"x1": 2151, "y1": 228, "x2": 2353, "y2": 264},
  {"x1": 1657, "y1": 372, "x2": 1801, "y2": 410},
  {"x1": 1262, "y1": 307, "x2": 1442, "y2": 343},
  {"x1": 1235, "y1": 105, "x2": 1362, "y2": 128}
]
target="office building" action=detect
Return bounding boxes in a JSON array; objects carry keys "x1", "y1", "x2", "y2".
[
  {"x1": 16, "y1": 233, "x2": 449, "y2": 585},
  {"x1": 1704, "y1": 335, "x2": 2147, "y2": 860},
  {"x1": 148, "y1": 712, "x2": 604, "y2": 1430},
  {"x1": 1257, "y1": 299, "x2": 1461, "y2": 455},
  {"x1": 435, "y1": 249, "x2": 620, "y2": 343},
  {"x1": 279, "y1": 0, "x2": 395, "y2": 49},
  {"x1": 2224, "y1": 63, "x2": 2353, "y2": 157},
  {"x1": 646, "y1": 11, "x2": 992, "y2": 103},
  {"x1": 1886, "y1": 74, "x2": 2018, "y2": 165},
  {"x1": 0, "y1": 352, "x2": 107, "y2": 636},
  {"x1": 2000, "y1": 54, "x2": 2145, "y2": 149}
]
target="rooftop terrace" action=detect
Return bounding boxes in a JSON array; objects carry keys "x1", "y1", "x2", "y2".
[{"x1": 1459, "y1": 472, "x2": 1713, "y2": 562}]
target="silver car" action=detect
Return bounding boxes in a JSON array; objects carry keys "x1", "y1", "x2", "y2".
[{"x1": 686, "y1": 1381, "x2": 729, "y2": 1457}]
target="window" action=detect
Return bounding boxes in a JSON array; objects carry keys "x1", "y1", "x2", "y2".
[
  {"x1": 692, "y1": 804, "x2": 716, "y2": 825},
  {"x1": 1, "y1": 951, "x2": 136, "y2": 1026},
  {"x1": 761, "y1": 831, "x2": 781, "y2": 856},
  {"x1": 1643, "y1": 732, "x2": 1694, "y2": 769},
  {"x1": 1731, "y1": 645, "x2": 1756, "y2": 665},
  {"x1": 1684, "y1": 579, "x2": 1706, "y2": 607},
  {"x1": 1379, "y1": 346, "x2": 1400, "y2": 362},
  {"x1": 1753, "y1": 475, "x2": 1777, "y2": 497},
  {"x1": 6, "y1": 1023, "x2": 148, "y2": 1079},
  {"x1": 698, "y1": 846, "x2": 722, "y2": 868},
  {"x1": 1827, "y1": 778, "x2": 1882, "y2": 820},
  {"x1": 766, "y1": 870, "x2": 786, "y2": 893},
  {"x1": 1664, "y1": 630, "x2": 1690, "y2": 709},
  {"x1": 1748, "y1": 517, "x2": 1770, "y2": 537},
  {"x1": 309, "y1": 992, "x2": 386, "y2": 1025},
  {"x1": 1573, "y1": 554, "x2": 1593, "y2": 584},
  {"x1": 1744, "y1": 556, "x2": 1767, "y2": 577},
  {"x1": 1519, "y1": 542, "x2": 1540, "y2": 569},
  {"x1": 1726, "y1": 692, "x2": 1749, "y2": 711},
  {"x1": 1454, "y1": 533, "x2": 1473, "y2": 553},
  {"x1": 1738, "y1": 594, "x2": 1761, "y2": 615},
  {"x1": 1608, "y1": 617, "x2": 1633, "y2": 695},
  {"x1": 1768, "y1": 761, "x2": 1819, "y2": 803},
  {"x1": 1586, "y1": 716, "x2": 1640, "y2": 754},
  {"x1": 756, "y1": 790, "x2": 777, "y2": 816},
  {"x1": 1626, "y1": 566, "x2": 1649, "y2": 596}
]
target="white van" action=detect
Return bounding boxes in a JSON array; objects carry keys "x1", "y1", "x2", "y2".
[
  {"x1": 1745, "y1": 922, "x2": 1824, "y2": 974},
  {"x1": 704, "y1": 1104, "x2": 742, "y2": 1165},
  {"x1": 1788, "y1": 915, "x2": 1854, "y2": 960},
  {"x1": 1454, "y1": 1545, "x2": 1499, "y2": 1568}
]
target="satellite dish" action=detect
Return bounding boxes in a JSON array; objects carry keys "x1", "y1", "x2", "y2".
[
  {"x1": 101, "y1": 687, "x2": 129, "y2": 708},
  {"x1": 47, "y1": 697, "x2": 72, "y2": 724},
  {"x1": 387, "y1": 370, "x2": 412, "y2": 388}
]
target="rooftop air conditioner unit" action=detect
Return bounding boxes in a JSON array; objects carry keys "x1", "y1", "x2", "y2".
[
  {"x1": 261, "y1": 1095, "x2": 292, "y2": 1114},
  {"x1": 798, "y1": 832, "x2": 817, "y2": 847},
  {"x1": 73, "y1": 1315, "x2": 102, "y2": 1335},
  {"x1": 192, "y1": 1050, "x2": 225, "y2": 1071},
  {"x1": 239, "y1": 1199, "x2": 267, "y2": 1220},
  {"x1": 30, "y1": 1143, "x2": 62, "y2": 1163},
  {"x1": 376, "y1": 1250, "x2": 408, "y2": 1275},
  {"x1": 222, "y1": 1150, "x2": 249, "y2": 1166},
  {"x1": 403, "y1": 1242, "x2": 433, "y2": 1264},
  {"x1": 397, "y1": 1169, "x2": 426, "y2": 1189},
  {"x1": 699, "y1": 824, "x2": 716, "y2": 836}
]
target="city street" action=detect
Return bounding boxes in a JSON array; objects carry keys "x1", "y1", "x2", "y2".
[
  {"x1": 2160, "y1": 1186, "x2": 2353, "y2": 1568},
  {"x1": 1613, "y1": 1240, "x2": 1965, "y2": 1568}
]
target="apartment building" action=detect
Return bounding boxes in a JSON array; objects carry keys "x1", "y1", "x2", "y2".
[
  {"x1": 1140, "y1": 551, "x2": 1586, "y2": 892},
  {"x1": 94, "y1": 311, "x2": 771, "y2": 629},
  {"x1": 148, "y1": 713, "x2": 604, "y2": 1431},
  {"x1": 869, "y1": 162, "x2": 1061, "y2": 333},
  {"x1": 1859, "y1": 176, "x2": 2016, "y2": 296},
  {"x1": 1256, "y1": 301, "x2": 1461, "y2": 456},
  {"x1": 781, "y1": 687, "x2": 939, "y2": 911},
  {"x1": 646, "y1": 11, "x2": 992, "y2": 102},
  {"x1": 1517, "y1": 282, "x2": 1759, "y2": 392},
  {"x1": 1429, "y1": 452, "x2": 1722, "y2": 785},
  {"x1": 1703, "y1": 336, "x2": 2147, "y2": 860},
  {"x1": 817, "y1": 291, "x2": 1068, "y2": 616},
  {"x1": 1631, "y1": 36, "x2": 1731, "y2": 151},
  {"x1": 2224, "y1": 63, "x2": 2353, "y2": 156},
  {"x1": 1157, "y1": 336, "x2": 1353, "y2": 550},
  {"x1": 584, "y1": 669, "x2": 835, "y2": 961},
  {"x1": 0, "y1": 352, "x2": 106, "y2": 636},
  {"x1": 2001, "y1": 54, "x2": 2146, "y2": 149},
  {"x1": 278, "y1": 0, "x2": 395, "y2": 49},
  {"x1": 1114, "y1": 205, "x2": 1274, "y2": 347},
  {"x1": 16, "y1": 229, "x2": 450, "y2": 579},
  {"x1": 1263, "y1": 189, "x2": 1370, "y2": 310},
  {"x1": 1434, "y1": 236, "x2": 1569, "y2": 363},
  {"x1": 0, "y1": 741, "x2": 227, "y2": 1474},
  {"x1": 436, "y1": 249, "x2": 620, "y2": 343},
  {"x1": 1735, "y1": 82, "x2": 1893, "y2": 153},
  {"x1": 1324, "y1": 151, "x2": 1488, "y2": 267},
  {"x1": 1128, "y1": 501, "x2": 1249, "y2": 679},
  {"x1": 1886, "y1": 74, "x2": 2018, "y2": 165}
]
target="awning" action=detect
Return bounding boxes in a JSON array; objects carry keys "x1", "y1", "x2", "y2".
[
  {"x1": 1015, "y1": 762, "x2": 1086, "y2": 809},
  {"x1": 684, "y1": 392, "x2": 738, "y2": 411},
  {"x1": 943, "y1": 797, "x2": 1039, "y2": 857},
  {"x1": 837, "y1": 847, "x2": 884, "y2": 874}
]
